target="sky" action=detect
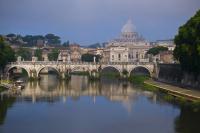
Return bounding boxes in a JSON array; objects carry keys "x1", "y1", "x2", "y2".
[{"x1": 0, "y1": 0, "x2": 200, "y2": 45}]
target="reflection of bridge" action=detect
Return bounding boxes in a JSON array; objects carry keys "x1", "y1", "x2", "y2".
[
  {"x1": 5, "y1": 61, "x2": 156, "y2": 79},
  {"x1": 4, "y1": 78, "x2": 156, "y2": 104}
]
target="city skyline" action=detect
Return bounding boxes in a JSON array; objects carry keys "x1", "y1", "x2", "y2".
[{"x1": 0, "y1": 0, "x2": 200, "y2": 45}]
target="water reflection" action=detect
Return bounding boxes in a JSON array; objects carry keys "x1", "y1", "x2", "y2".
[
  {"x1": 17, "y1": 75, "x2": 156, "y2": 106},
  {"x1": 175, "y1": 107, "x2": 200, "y2": 133},
  {"x1": 0, "y1": 75, "x2": 199, "y2": 133},
  {"x1": 0, "y1": 96, "x2": 15, "y2": 125}
]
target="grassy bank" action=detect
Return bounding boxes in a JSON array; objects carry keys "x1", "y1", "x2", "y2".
[
  {"x1": 128, "y1": 75, "x2": 200, "y2": 111},
  {"x1": 128, "y1": 75, "x2": 158, "y2": 91},
  {"x1": 100, "y1": 72, "x2": 120, "y2": 78},
  {"x1": 143, "y1": 79, "x2": 200, "y2": 111}
]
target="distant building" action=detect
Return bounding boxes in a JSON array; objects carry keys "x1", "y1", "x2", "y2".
[
  {"x1": 159, "y1": 51, "x2": 174, "y2": 63},
  {"x1": 58, "y1": 49, "x2": 70, "y2": 62},
  {"x1": 109, "y1": 46, "x2": 129, "y2": 62},
  {"x1": 69, "y1": 44, "x2": 81, "y2": 62},
  {"x1": 103, "y1": 20, "x2": 151, "y2": 63},
  {"x1": 155, "y1": 39, "x2": 175, "y2": 51}
]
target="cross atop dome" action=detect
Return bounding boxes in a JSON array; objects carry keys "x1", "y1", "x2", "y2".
[{"x1": 121, "y1": 19, "x2": 136, "y2": 33}]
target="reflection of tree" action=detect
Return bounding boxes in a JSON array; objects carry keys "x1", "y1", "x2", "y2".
[
  {"x1": 175, "y1": 107, "x2": 200, "y2": 133},
  {"x1": 0, "y1": 96, "x2": 16, "y2": 125}
]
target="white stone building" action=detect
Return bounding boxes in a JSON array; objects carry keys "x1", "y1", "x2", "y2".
[{"x1": 103, "y1": 20, "x2": 151, "y2": 63}]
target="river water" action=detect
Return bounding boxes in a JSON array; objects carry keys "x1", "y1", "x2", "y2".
[{"x1": 0, "y1": 75, "x2": 199, "y2": 133}]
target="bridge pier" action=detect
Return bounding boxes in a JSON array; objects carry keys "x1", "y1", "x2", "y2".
[
  {"x1": 60, "y1": 72, "x2": 71, "y2": 80},
  {"x1": 89, "y1": 70, "x2": 100, "y2": 80},
  {"x1": 29, "y1": 70, "x2": 39, "y2": 80}
]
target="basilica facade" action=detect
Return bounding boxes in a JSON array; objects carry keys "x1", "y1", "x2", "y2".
[{"x1": 102, "y1": 20, "x2": 151, "y2": 63}]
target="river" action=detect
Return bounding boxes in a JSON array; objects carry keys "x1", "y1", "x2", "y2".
[{"x1": 0, "y1": 75, "x2": 199, "y2": 133}]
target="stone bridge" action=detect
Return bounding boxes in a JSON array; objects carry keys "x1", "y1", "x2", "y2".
[{"x1": 5, "y1": 61, "x2": 156, "y2": 79}]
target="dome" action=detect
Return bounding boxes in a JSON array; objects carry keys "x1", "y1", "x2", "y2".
[{"x1": 121, "y1": 20, "x2": 136, "y2": 33}]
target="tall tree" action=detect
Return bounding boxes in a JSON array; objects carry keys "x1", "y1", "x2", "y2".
[
  {"x1": 81, "y1": 53, "x2": 100, "y2": 62},
  {"x1": 63, "y1": 41, "x2": 70, "y2": 47},
  {"x1": 34, "y1": 49, "x2": 43, "y2": 61},
  {"x1": 16, "y1": 48, "x2": 32, "y2": 61},
  {"x1": 48, "y1": 49, "x2": 59, "y2": 61},
  {"x1": 45, "y1": 34, "x2": 61, "y2": 45},
  {"x1": 0, "y1": 36, "x2": 15, "y2": 71},
  {"x1": 174, "y1": 10, "x2": 200, "y2": 76},
  {"x1": 147, "y1": 46, "x2": 168, "y2": 56}
]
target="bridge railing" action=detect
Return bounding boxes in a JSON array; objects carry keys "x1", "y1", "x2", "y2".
[{"x1": 8, "y1": 61, "x2": 154, "y2": 66}]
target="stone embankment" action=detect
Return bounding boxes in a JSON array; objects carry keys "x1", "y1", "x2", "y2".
[
  {"x1": 158, "y1": 64, "x2": 200, "y2": 89},
  {"x1": 144, "y1": 80, "x2": 200, "y2": 101}
]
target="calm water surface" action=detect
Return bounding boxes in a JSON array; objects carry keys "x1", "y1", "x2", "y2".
[{"x1": 0, "y1": 75, "x2": 199, "y2": 133}]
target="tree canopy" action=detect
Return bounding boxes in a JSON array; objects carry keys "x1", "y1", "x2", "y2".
[
  {"x1": 147, "y1": 46, "x2": 168, "y2": 56},
  {"x1": 48, "y1": 49, "x2": 59, "y2": 61},
  {"x1": 4, "y1": 33, "x2": 62, "y2": 47},
  {"x1": 174, "y1": 10, "x2": 200, "y2": 75},
  {"x1": 34, "y1": 49, "x2": 43, "y2": 61},
  {"x1": 45, "y1": 34, "x2": 61, "y2": 45},
  {"x1": 16, "y1": 48, "x2": 32, "y2": 61},
  {"x1": 81, "y1": 53, "x2": 101, "y2": 62},
  {"x1": 0, "y1": 37, "x2": 15, "y2": 71}
]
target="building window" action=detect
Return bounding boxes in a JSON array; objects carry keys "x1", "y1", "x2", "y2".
[
  {"x1": 118, "y1": 54, "x2": 121, "y2": 61},
  {"x1": 136, "y1": 52, "x2": 138, "y2": 58},
  {"x1": 112, "y1": 55, "x2": 114, "y2": 60}
]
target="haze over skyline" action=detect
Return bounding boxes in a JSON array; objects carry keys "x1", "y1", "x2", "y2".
[{"x1": 0, "y1": 0, "x2": 200, "y2": 45}]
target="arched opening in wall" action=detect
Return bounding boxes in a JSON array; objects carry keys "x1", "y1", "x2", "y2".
[
  {"x1": 38, "y1": 67, "x2": 60, "y2": 80},
  {"x1": 130, "y1": 66, "x2": 151, "y2": 77},
  {"x1": 7, "y1": 67, "x2": 29, "y2": 80},
  {"x1": 101, "y1": 66, "x2": 120, "y2": 78}
]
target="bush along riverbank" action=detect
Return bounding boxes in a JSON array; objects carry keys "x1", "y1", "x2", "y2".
[
  {"x1": 128, "y1": 75, "x2": 158, "y2": 91},
  {"x1": 129, "y1": 75, "x2": 200, "y2": 112}
]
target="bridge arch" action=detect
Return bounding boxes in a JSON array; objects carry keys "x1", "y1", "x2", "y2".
[
  {"x1": 7, "y1": 66, "x2": 30, "y2": 78},
  {"x1": 37, "y1": 66, "x2": 60, "y2": 77},
  {"x1": 101, "y1": 66, "x2": 121, "y2": 76},
  {"x1": 129, "y1": 66, "x2": 151, "y2": 77}
]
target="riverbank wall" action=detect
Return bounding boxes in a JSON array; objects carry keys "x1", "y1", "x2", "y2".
[{"x1": 158, "y1": 64, "x2": 200, "y2": 89}]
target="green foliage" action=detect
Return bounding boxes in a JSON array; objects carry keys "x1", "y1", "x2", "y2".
[
  {"x1": 0, "y1": 96, "x2": 16, "y2": 124},
  {"x1": 22, "y1": 35, "x2": 44, "y2": 47},
  {"x1": 63, "y1": 41, "x2": 70, "y2": 47},
  {"x1": 163, "y1": 95, "x2": 175, "y2": 102},
  {"x1": 48, "y1": 49, "x2": 59, "y2": 61},
  {"x1": 147, "y1": 46, "x2": 168, "y2": 55},
  {"x1": 34, "y1": 49, "x2": 43, "y2": 61},
  {"x1": 122, "y1": 69, "x2": 128, "y2": 74},
  {"x1": 45, "y1": 34, "x2": 61, "y2": 45},
  {"x1": 5, "y1": 33, "x2": 62, "y2": 47},
  {"x1": 16, "y1": 47, "x2": 32, "y2": 61},
  {"x1": 81, "y1": 53, "x2": 101, "y2": 62},
  {"x1": 6, "y1": 33, "x2": 16, "y2": 38},
  {"x1": 174, "y1": 10, "x2": 200, "y2": 75},
  {"x1": 0, "y1": 37, "x2": 15, "y2": 70},
  {"x1": 143, "y1": 84, "x2": 158, "y2": 92},
  {"x1": 129, "y1": 75, "x2": 149, "y2": 84},
  {"x1": 100, "y1": 72, "x2": 120, "y2": 78}
]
